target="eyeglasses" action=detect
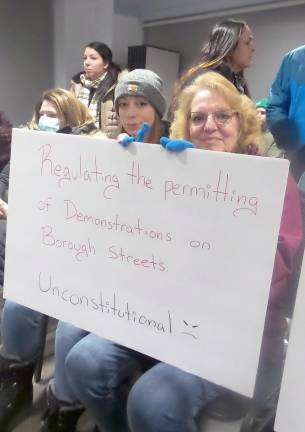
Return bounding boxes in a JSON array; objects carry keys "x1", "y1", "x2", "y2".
[{"x1": 189, "y1": 110, "x2": 238, "y2": 127}]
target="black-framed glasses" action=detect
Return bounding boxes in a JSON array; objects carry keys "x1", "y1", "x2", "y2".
[{"x1": 189, "y1": 110, "x2": 238, "y2": 127}]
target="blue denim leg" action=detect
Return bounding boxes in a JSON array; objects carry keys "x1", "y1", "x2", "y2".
[
  {"x1": 53, "y1": 321, "x2": 89, "y2": 403},
  {"x1": 127, "y1": 363, "x2": 222, "y2": 432},
  {"x1": 1, "y1": 300, "x2": 46, "y2": 362},
  {"x1": 65, "y1": 335, "x2": 144, "y2": 432}
]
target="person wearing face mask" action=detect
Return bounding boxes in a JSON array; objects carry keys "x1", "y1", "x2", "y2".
[
  {"x1": 0, "y1": 88, "x2": 103, "y2": 432},
  {"x1": 70, "y1": 41, "x2": 121, "y2": 138},
  {"x1": 25, "y1": 87, "x2": 99, "y2": 135},
  {"x1": 0, "y1": 89, "x2": 99, "y2": 220},
  {"x1": 170, "y1": 18, "x2": 255, "y2": 118}
]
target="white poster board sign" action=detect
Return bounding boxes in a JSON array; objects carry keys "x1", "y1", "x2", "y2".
[
  {"x1": 4, "y1": 129, "x2": 289, "y2": 396},
  {"x1": 275, "y1": 254, "x2": 305, "y2": 431}
]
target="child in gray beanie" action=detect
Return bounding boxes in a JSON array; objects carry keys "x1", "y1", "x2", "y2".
[{"x1": 114, "y1": 69, "x2": 168, "y2": 144}]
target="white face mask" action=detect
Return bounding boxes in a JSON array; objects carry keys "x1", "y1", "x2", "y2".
[{"x1": 38, "y1": 115, "x2": 60, "y2": 132}]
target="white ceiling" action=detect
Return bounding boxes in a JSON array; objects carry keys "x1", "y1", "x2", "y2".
[{"x1": 114, "y1": 0, "x2": 302, "y2": 22}]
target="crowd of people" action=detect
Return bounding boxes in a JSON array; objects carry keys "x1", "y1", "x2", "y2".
[{"x1": 0, "y1": 17, "x2": 304, "y2": 432}]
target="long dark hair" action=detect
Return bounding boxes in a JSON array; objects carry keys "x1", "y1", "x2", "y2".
[
  {"x1": 199, "y1": 19, "x2": 247, "y2": 64},
  {"x1": 86, "y1": 41, "x2": 121, "y2": 100},
  {"x1": 170, "y1": 19, "x2": 250, "y2": 116}
]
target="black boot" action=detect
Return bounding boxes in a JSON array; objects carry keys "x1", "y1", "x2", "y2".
[
  {"x1": 0, "y1": 355, "x2": 35, "y2": 431},
  {"x1": 40, "y1": 384, "x2": 84, "y2": 432}
]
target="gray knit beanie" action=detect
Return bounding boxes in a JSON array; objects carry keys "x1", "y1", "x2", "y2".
[{"x1": 114, "y1": 69, "x2": 167, "y2": 117}]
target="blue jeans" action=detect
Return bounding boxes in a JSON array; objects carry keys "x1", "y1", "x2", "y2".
[
  {"x1": 127, "y1": 363, "x2": 221, "y2": 432},
  {"x1": 1, "y1": 300, "x2": 46, "y2": 362},
  {"x1": 53, "y1": 321, "x2": 221, "y2": 432},
  {"x1": 54, "y1": 321, "x2": 149, "y2": 431}
]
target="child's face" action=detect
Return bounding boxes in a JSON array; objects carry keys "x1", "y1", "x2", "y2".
[{"x1": 118, "y1": 96, "x2": 155, "y2": 137}]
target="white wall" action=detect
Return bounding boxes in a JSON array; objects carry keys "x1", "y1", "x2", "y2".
[
  {"x1": 2, "y1": 1, "x2": 304, "y2": 124},
  {"x1": 138, "y1": 0, "x2": 273, "y2": 22},
  {"x1": 53, "y1": 2, "x2": 143, "y2": 87},
  {"x1": 0, "y1": 0, "x2": 53, "y2": 125},
  {"x1": 53, "y1": 0, "x2": 114, "y2": 88},
  {"x1": 144, "y1": 3, "x2": 305, "y2": 101},
  {"x1": 245, "y1": 5, "x2": 305, "y2": 99},
  {"x1": 112, "y1": 14, "x2": 143, "y2": 68}
]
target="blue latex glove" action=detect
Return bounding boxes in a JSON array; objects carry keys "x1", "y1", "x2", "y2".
[
  {"x1": 120, "y1": 122, "x2": 151, "y2": 147},
  {"x1": 120, "y1": 135, "x2": 135, "y2": 147},
  {"x1": 136, "y1": 122, "x2": 151, "y2": 142},
  {"x1": 160, "y1": 136, "x2": 194, "y2": 152}
]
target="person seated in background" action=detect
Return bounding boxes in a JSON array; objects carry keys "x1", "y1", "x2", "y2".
[
  {"x1": 70, "y1": 41, "x2": 121, "y2": 138},
  {"x1": 38, "y1": 69, "x2": 169, "y2": 432},
  {"x1": 0, "y1": 88, "x2": 104, "y2": 432},
  {"x1": 26, "y1": 87, "x2": 100, "y2": 135},
  {"x1": 256, "y1": 98, "x2": 283, "y2": 158},
  {"x1": 0, "y1": 89, "x2": 101, "y2": 219}
]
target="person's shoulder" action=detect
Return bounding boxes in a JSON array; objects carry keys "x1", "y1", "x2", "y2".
[
  {"x1": 289, "y1": 45, "x2": 305, "y2": 55},
  {"x1": 213, "y1": 62, "x2": 233, "y2": 79},
  {"x1": 71, "y1": 121, "x2": 104, "y2": 137},
  {"x1": 71, "y1": 72, "x2": 83, "y2": 84},
  {"x1": 102, "y1": 84, "x2": 116, "y2": 100},
  {"x1": 115, "y1": 69, "x2": 129, "y2": 84},
  {"x1": 284, "y1": 45, "x2": 305, "y2": 62}
]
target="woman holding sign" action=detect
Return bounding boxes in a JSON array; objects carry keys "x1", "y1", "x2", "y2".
[
  {"x1": 126, "y1": 73, "x2": 303, "y2": 432},
  {"x1": 37, "y1": 72, "x2": 302, "y2": 432},
  {"x1": 37, "y1": 70, "x2": 169, "y2": 432},
  {"x1": 0, "y1": 88, "x2": 104, "y2": 431}
]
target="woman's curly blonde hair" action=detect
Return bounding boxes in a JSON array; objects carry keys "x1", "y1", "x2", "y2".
[{"x1": 170, "y1": 71, "x2": 263, "y2": 154}]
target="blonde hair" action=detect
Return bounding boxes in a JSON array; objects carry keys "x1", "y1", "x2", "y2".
[
  {"x1": 27, "y1": 88, "x2": 95, "y2": 130},
  {"x1": 170, "y1": 72, "x2": 262, "y2": 154}
]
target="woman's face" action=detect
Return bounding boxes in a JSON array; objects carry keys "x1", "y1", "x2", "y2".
[
  {"x1": 189, "y1": 89, "x2": 240, "y2": 152},
  {"x1": 83, "y1": 47, "x2": 108, "y2": 81},
  {"x1": 38, "y1": 99, "x2": 62, "y2": 131},
  {"x1": 230, "y1": 25, "x2": 255, "y2": 72},
  {"x1": 118, "y1": 96, "x2": 155, "y2": 137},
  {"x1": 39, "y1": 100, "x2": 58, "y2": 119}
]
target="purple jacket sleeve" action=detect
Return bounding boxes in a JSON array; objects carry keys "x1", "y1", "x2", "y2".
[
  {"x1": 270, "y1": 173, "x2": 303, "y2": 306},
  {"x1": 262, "y1": 173, "x2": 303, "y2": 361}
]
